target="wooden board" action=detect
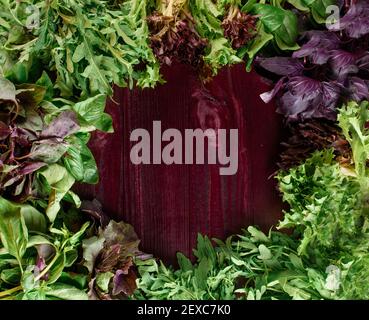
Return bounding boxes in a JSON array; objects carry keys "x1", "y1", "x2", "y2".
[{"x1": 75, "y1": 63, "x2": 284, "y2": 264}]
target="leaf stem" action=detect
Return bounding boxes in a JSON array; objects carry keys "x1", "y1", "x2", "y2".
[{"x1": 0, "y1": 285, "x2": 22, "y2": 298}]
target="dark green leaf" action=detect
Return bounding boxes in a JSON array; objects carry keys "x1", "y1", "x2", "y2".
[
  {"x1": 1, "y1": 267, "x2": 21, "y2": 285},
  {"x1": 36, "y1": 71, "x2": 54, "y2": 101},
  {"x1": 58, "y1": 272, "x2": 88, "y2": 290},
  {"x1": 252, "y1": 4, "x2": 299, "y2": 50},
  {"x1": 177, "y1": 252, "x2": 193, "y2": 272}
]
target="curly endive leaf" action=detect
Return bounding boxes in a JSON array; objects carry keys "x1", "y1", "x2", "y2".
[{"x1": 338, "y1": 100, "x2": 369, "y2": 184}]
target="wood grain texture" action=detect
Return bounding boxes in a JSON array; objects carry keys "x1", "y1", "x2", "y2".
[{"x1": 75, "y1": 63, "x2": 284, "y2": 264}]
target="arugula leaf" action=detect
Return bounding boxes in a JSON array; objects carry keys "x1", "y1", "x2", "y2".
[
  {"x1": 135, "y1": 227, "x2": 329, "y2": 300},
  {"x1": 0, "y1": 0, "x2": 162, "y2": 98}
]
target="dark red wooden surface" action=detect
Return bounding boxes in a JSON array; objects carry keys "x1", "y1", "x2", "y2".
[{"x1": 76, "y1": 63, "x2": 284, "y2": 264}]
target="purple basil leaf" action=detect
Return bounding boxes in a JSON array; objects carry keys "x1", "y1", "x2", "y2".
[
  {"x1": 357, "y1": 53, "x2": 369, "y2": 72},
  {"x1": 292, "y1": 31, "x2": 340, "y2": 65},
  {"x1": 347, "y1": 76, "x2": 369, "y2": 101},
  {"x1": 29, "y1": 138, "x2": 68, "y2": 163},
  {"x1": 321, "y1": 82, "x2": 342, "y2": 107},
  {"x1": 276, "y1": 77, "x2": 322, "y2": 118},
  {"x1": 316, "y1": 82, "x2": 341, "y2": 120},
  {"x1": 41, "y1": 111, "x2": 80, "y2": 139},
  {"x1": 328, "y1": 0, "x2": 369, "y2": 38},
  {"x1": 284, "y1": 81, "x2": 339, "y2": 121},
  {"x1": 282, "y1": 82, "x2": 339, "y2": 121},
  {"x1": 11, "y1": 127, "x2": 35, "y2": 147},
  {"x1": 329, "y1": 50, "x2": 358, "y2": 80},
  {"x1": 18, "y1": 162, "x2": 47, "y2": 176},
  {"x1": 260, "y1": 78, "x2": 285, "y2": 103},
  {"x1": 1, "y1": 162, "x2": 46, "y2": 188},
  {"x1": 257, "y1": 57, "x2": 304, "y2": 76}
]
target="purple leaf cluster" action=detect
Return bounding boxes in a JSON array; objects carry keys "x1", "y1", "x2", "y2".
[
  {"x1": 147, "y1": 12, "x2": 208, "y2": 69},
  {"x1": 258, "y1": 7, "x2": 369, "y2": 122},
  {"x1": 0, "y1": 81, "x2": 80, "y2": 201},
  {"x1": 278, "y1": 119, "x2": 351, "y2": 170},
  {"x1": 222, "y1": 10, "x2": 257, "y2": 49},
  {"x1": 328, "y1": 0, "x2": 369, "y2": 39},
  {"x1": 86, "y1": 219, "x2": 151, "y2": 300}
]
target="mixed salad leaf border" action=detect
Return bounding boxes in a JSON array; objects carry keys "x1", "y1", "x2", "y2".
[{"x1": 0, "y1": 0, "x2": 369, "y2": 300}]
